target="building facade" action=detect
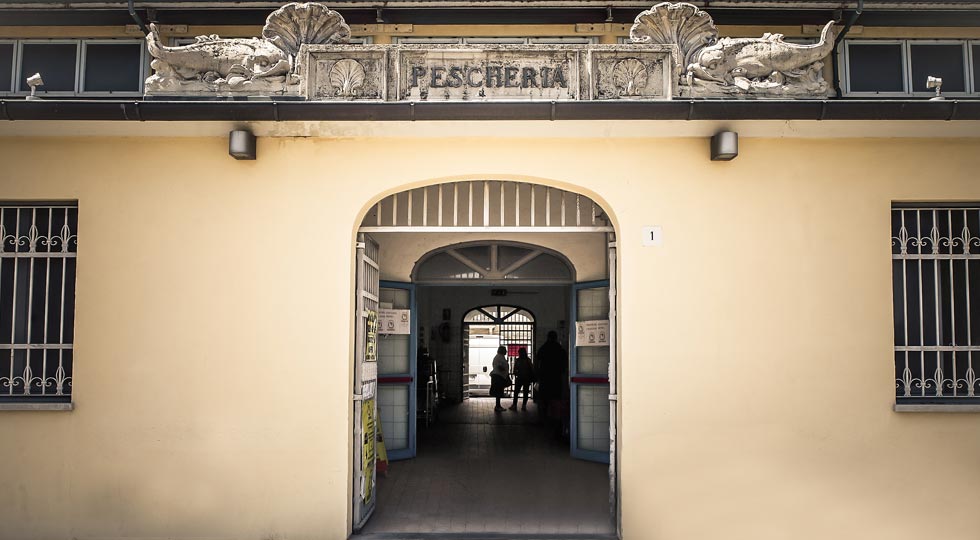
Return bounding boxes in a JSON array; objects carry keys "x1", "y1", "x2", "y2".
[{"x1": 2, "y1": 1, "x2": 980, "y2": 539}]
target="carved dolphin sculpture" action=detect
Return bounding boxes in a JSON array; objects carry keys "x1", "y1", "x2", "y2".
[
  {"x1": 687, "y1": 21, "x2": 836, "y2": 86},
  {"x1": 145, "y1": 23, "x2": 291, "y2": 81}
]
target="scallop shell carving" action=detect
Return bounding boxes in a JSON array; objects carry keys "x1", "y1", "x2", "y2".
[
  {"x1": 329, "y1": 59, "x2": 365, "y2": 97},
  {"x1": 630, "y1": 2, "x2": 717, "y2": 68},
  {"x1": 611, "y1": 58, "x2": 649, "y2": 96},
  {"x1": 263, "y1": 2, "x2": 352, "y2": 58}
]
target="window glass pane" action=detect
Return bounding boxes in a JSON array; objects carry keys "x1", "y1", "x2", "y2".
[
  {"x1": 84, "y1": 43, "x2": 141, "y2": 92},
  {"x1": 972, "y1": 44, "x2": 980, "y2": 93},
  {"x1": 20, "y1": 43, "x2": 77, "y2": 92},
  {"x1": 848, "y1": 43, "x2": 904, "y2": 93},
  {"x1": 0, "y1": 43, "x2": 13, "y2": 92},
  {"x1": 910, "y1": 44, "x2": 965, "y2": 93}
]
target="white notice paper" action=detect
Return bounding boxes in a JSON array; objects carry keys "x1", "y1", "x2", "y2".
[
  {"x1": 378, "y1": 308, "x2": 411, "y2": 335},
  {"x1": 575, "y1": 320, "x2": 610, "y2": 347}
]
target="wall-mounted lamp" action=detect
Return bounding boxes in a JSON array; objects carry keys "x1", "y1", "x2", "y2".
[
  {"x1": 710, "y1": 131, "x2": 738, "y2": 161},
  {"x1": 25, "y1": 73, "x2": 43, "y2": 100},
  {"x1": 228, "y1": 130, "x2": 256, "y2": 160},
  {"x1": 926, "y1": 76, "x2": 944, "y2": 100}
]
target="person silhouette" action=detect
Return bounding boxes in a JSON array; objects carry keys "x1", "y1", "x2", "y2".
[
  {"x1": 489, "y1": 345, "x2": 509, "y2": 412},
  {"x1": 534, "y1": 330, "x2": 567, "y2": 422},
  {"x1": 509, "y1": 347, "x2": 534, "y2": 411}
]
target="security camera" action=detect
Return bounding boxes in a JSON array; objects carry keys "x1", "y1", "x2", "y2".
[
  {"x1": 26, "y1": 73, "x2": 43, "y2": 100},
  {"x1": 926, "y1": 76, "x2": 943, "y2": 100}
]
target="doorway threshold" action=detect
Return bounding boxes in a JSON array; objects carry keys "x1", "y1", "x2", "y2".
[{"x1": 353, "y1": 533, "x2": 618, "y2": 540}]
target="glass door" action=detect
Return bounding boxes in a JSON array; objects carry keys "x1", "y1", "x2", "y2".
[
  {"x1": 352, "y1": 234, "x2": 380, "y2": 531},
  {"x1": 570, "y1": 281, "x2": 611, "y2": 463},
  {"x1": 376, "y1": 281, "x2": 416, "y2": 460}
]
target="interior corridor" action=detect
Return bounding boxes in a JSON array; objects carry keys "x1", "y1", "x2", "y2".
[{"x1": 361, "y1": 397, "x2": 614, "y2": 536}]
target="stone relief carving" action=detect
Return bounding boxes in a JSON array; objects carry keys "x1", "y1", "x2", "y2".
[
  {"x1": 328, "y1": 58, "x2": 366, "y2": 97},
  {"x1": 142, "y1": 1, "x2": 836, "y2": 100},
  {"x1": 630, "y1": 2, "x2": 717, "y2": 70},
  {"x1": 145, "y1": 2, "x2": 349, "y2": 95},
  {"x1": 306, "y1": 49, "x2": 387, "y2": 101},
  {"x1": 612, "y1": 58, "x2": 649, "y2": 96},
  {"x1": 592, "y1": 51, "x2": 670, "y2": 100},
  {"x1": 630, "y1": 1, "x2": 837, "y2": 97}
]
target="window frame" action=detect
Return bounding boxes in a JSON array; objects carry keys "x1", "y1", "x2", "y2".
[
  {"x1": 843, "y1": 38, "x2": 979, "y2": 97},
  {"x1": 969, "y1": 40, "x2": 980, "y2": 97},
  {"x1": 0, "y1": 202, "x2": 79, "y2": 408},
  {"x1": 842, "y1": 39, "x2": 909, "y2": 97},
  {"x1": 890, "y1": 203, "x2": 980, "y2": 410},
  {"x1": 905, "y1": 39, "x2": 971, "y2": 97},
  {"x1": 15, "y1": 39, "x2": 82, "y2": 95},
  {"x1": 0, "y1": 39, "x2": 15, "y2": 95},
  {"x1": 78, "y1": 38, "x2": 147, "y2": 96}
]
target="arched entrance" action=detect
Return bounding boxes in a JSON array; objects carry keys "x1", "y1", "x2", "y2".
[
  {"x1": 352, "y1": 180, "x2": 618, "y2": 537},
  {"x1": 462, "y1": 305, "x2": 536, "y2": 396}
]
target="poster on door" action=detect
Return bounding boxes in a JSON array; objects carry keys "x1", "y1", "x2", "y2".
[
  {"x1": 575, "y1": 320, "x2": 610, "y2": 347},
  {"x1": 361, "y1": 398, "x2": 377, "y2": 503},
  {"x1": 378, "y1": 308, "x2": 411, "y2": 335}
]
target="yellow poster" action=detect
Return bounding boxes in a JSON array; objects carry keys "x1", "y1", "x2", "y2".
[{"x1": 361, "y1": 398, "x2": 376, "y2": 503}]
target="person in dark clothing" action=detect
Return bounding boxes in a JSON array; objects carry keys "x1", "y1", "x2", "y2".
[
  {"x1": 509, "y1": 347, "x2": 534, "y2": 411},
  {"x1": 534, "y1": 330, "x2": 567, "y2": 405},
  {"x1": 489, "y1": 345, "x2": 509, "y2": 412}
]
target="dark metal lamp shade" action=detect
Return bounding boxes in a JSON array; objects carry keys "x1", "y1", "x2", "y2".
[
  {"x1": 229, "y1": 130, "x2": 256, "y2": 160},
  {"x1": 710, "y1": 131, "x2": 738, "y2": 161}
]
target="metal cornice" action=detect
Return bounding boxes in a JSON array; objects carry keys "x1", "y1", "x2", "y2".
[
  {"x1": 2, "y1": 99, "x2": 979, "y2": 121},
  {"x1": 1, "y1": 1, "x2": 980, "y2": 9}
]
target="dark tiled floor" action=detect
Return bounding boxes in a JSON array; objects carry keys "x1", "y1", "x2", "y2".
[{"x1": 361, "y1": 398, "x2": 614, "y2": 536}]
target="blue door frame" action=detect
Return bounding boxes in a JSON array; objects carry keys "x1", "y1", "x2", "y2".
[
  {"x1": 570, "y1": 280, "x2": 611, "y2": 463},
  {"x1": 378, "y1": 280, "x2": 417, "y2": 460}
]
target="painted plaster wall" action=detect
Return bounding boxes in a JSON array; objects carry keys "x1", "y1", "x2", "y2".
[{"x1": 0, "y1": 133, "x2": 979, "y2": 540}]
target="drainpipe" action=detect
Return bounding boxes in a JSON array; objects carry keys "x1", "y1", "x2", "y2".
[
  {"x1": 832, "y1": 0, "x2": 864, "y2": 98},
  {"x1": 128, "y1": 0, "x2": 149, "y2": 35}
]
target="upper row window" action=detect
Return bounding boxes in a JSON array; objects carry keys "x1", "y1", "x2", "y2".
[
  {"x1": 0, "y1": 39, "x2": 146, "y2": 96},
  {"x1": 843, "y1": 39, "x2": 980, "y2": 97}
]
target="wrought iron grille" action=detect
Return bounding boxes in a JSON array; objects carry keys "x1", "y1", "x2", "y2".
[
  {"x1": 892, "y1": 205, "x2": 980, "y2": 403},
  {"x1": 0, "y1": 204, "x2": 78, "y2": 402},
  {"x1": 463, "y1": 305, "x2": 535, "y2": 396}
]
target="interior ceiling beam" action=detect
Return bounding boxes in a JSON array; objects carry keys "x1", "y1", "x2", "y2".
[{"x1": 446, "y1": 249, "x2": 488, "y2": 278}]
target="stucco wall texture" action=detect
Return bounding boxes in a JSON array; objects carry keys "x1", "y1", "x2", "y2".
[{"x1": 1, "y1": 134, "x2": 979, "y2": 540}]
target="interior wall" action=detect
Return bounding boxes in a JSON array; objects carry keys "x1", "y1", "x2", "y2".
[
  {"x1": 418, "y1": 285, "x2": 570, "y2": 403},
  {"x1": 371, "y1": 231, "x2": 608, "y2": 283}
]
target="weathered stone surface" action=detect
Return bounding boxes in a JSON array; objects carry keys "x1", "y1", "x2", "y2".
[
  {"x1": 144, "y1": 1, "x2": 837, "y2": 100},
  {"x1": 305, "y1": 47, "x2": 387, "y2": 100},
  {"x1": 145, "y1": 1, "x2": 349, "y2": 97},
  {"x1": 394, "y1": 46, "x2": 582, "y2": 101},
  {"x1": 631, "y1": 2, "x2": 837, "y2": 98},
  {"x1": 680, "y1": 21, "x2": 837, "y2": 97},
  {"x1": 590, "y1": 49, "x2": 672, "y2": 100}
]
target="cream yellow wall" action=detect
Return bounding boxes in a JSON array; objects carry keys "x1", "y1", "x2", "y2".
[{"x1": 1, "y1": 132, "x2": 979, "y2": 540}]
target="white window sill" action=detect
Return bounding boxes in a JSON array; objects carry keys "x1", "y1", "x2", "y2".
[
  {"x1": 0, "y1": 403, "x2": 73, "y2": 411},
  {"x1": 894, "y1": 404, "x2": 980, "y2": 413}
]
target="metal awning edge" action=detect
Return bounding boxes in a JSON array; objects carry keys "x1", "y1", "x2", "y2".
[{"x1": 1, "y1": 99, "x2": 979, "y2": 122}]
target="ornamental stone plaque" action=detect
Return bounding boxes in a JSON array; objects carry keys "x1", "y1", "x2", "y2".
[
  {"x1": 305, "y1": 47, "x2": 387, "y2": 100},
  {"x1": 590, "y1": 50, "x2": 671, "y2": 100},
  {"x1": 394, "y1": 47, "x2": 581, "y2": 101},
  {"x1": 142, "y1": 2, "x2": 839, "y2": 101}
]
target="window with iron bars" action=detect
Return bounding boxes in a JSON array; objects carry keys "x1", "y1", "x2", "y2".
[
  {"x1": 0, "y1": 204, "x2": 78, "y2": 403},
  {"x1": 892, "y1": 204, "x2": 980, "y2": 405}
]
